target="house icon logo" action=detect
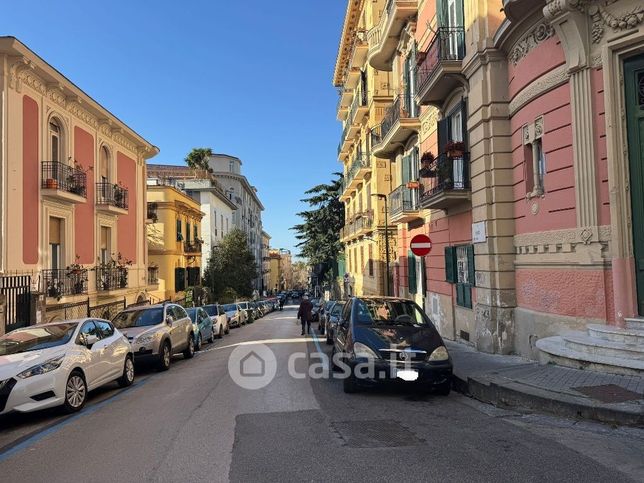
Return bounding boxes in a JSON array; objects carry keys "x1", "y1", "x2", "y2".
[{"x1": 228, "y1": 343, "x2": 277, "y2": 390}]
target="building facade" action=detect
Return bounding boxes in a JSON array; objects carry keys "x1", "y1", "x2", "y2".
[
  {"x1": 0, "y1": 37, "x2": 158, "y2": 330},
  {"x1": 334, "y1": 0, "x2": 644, "y2": 371},
  {"x1": 268, "y1": 249, "x2": 283, "y2": 293},
  {"x1": 208, "y1": 153, "x2": 265, "y2": 291},
  {"x1": 261, "y1": 231, "x2": 271, "y2": 295},
  {"x1": 334, "y1": 0, "x2": 398, "y2": 298},
  {"x1": 146, "y1": 185, "x2": 203, "y2": 302}
]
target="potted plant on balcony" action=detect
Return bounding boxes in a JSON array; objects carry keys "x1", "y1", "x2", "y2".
[
  {"x1": 46, "y1": 277, "x2": 64, "y2": 300},
  {"x1": 446, "y1": 141, "x2": 465, "y2": 159},
  {"x1": 65, "y1": 255, "x2": 87, "y2": 295},
  {"x1": 113, "y1": 181, "x2": 126, "y2": 205},
  {"x1": 67, "y1": 160, "x2": 92, "y2": 195},
  {"x1": 45, "y1": 178, "x2": 59, "y2": 189},
  {"x1": 419, "y1": 152, "x2": 436, "y2": 178},
  {"x1": 116, "y1": 252, "x2": 133, "y2": 289}
]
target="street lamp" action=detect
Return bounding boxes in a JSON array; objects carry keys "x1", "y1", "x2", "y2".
[{"x1": 372, "y1": 193, "x2": 390, "y2": 296}]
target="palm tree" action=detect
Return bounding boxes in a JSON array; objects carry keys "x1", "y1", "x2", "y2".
[{"x1": 185, "y1": 148, "x2": 214, "y2": 173}]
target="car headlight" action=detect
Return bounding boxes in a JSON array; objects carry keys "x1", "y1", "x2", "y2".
[
  {"x1": 16, "y1": 356, "x2": 64, "y2": 379},
  {"x1": 428, "y1": 346, "x2": 449, "y2": 361},
  {"x1": 353, "y1": 342, "x2": 380, "y2": 359},
  {"x1": 136, "y1": 334, "x2": 154, "y2": 345}
]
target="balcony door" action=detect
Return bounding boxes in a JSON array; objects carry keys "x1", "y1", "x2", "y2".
[
  {"x1": 439, "y1": 0, "x2": 464, "y2": 59},
  {"x1": 49, "y1": 217, "x2": 63, "y2": 270}
]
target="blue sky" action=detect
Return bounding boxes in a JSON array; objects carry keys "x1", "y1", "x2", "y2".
[{"x1": 3, "y1": 1, "x2": 346, "y2": 256}]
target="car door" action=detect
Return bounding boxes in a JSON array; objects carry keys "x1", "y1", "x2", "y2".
[
  {"x1": 172, "y1": 305, "x2": 191, "y2": 350},
  {"x1": 335, "y1": 302, "x2": 352, "y2": 353},
  {"x1": 164, "y1": 305, "x2": 180, "y2": 350},
  {"x1": 77, "y1": 321, "x2": 102, "y2": 389},
  {"x1": 95, "y1": 320, "x2": 125, "y2": 381}
]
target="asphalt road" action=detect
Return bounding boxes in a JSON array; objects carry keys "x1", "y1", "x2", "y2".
[{"x1": 1, "y1": 304, "x2": 643, "y2": 482}]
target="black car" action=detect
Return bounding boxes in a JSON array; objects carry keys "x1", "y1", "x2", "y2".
[
  {"x1": 325, "y1": 301, "x2": 346, "y2": 344},
  {"x1": 332, "y1": 297, "x2": 452, "y2": 395}
]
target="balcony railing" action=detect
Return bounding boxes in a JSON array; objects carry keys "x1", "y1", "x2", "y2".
[
  {"x1": 358, "y1": 211, "x2": 374, "y2": 232},
  {"x1": 347, "y1": 76, "x2": 368, "y2": 126},
  {"x1": 96, "y1": 182, "x2": 128, "y2": 210},
  {"x1": 370, "y1": 125, "x2": 382, "y2": 147},
  {"x1": 345, "y1": 153, "x2": 370, "y2": 187},
  {"x1": 420, "y1": 152, "x2": 471, "y2": 202},
  {"x1": 41, "y1": 161, "x2": 87, "y2": 198},
  {"x1": 42, "y1": 269, "x2": 88, "y2": 299},
  {"x1": 376, "y1": 94, "x2": 419, "y2": 146},
  {"x1": 147, "y1": 266, "x2": 159, "y2": 285},
  {"x1": 96, "y1": 267, "x2": 128, "y2": 291},
  {"x1": 390, "y1": 185, "x2": 420, "y2": 217},
  {"x1": 184, "y1": 241, "x2": 202, "y2": 254}
]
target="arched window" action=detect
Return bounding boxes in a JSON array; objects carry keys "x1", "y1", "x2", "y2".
[
  {"x1": 99, "y1": 146, "x2": 110, "y2": 183},
  {"x1": 49, "y1": 118, "x2": 64, "y2": 163}
]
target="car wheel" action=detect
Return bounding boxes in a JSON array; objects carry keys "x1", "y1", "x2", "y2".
[
  {"x1": 195, "y1": 334, "x2": 202, "y2": 352},
  {"x1": 343, "y1": 369, "x2": 360, "y2": 394},
  {"x1": 184, "y1": 335, "x2": 195, "y2": 359},
  {"x1": 225, "y1": 324, "x2": 230, "y2": 335},
  {"x1": 208, "y1": 327, "x2": 216, "y2": 344},
  {"x1": 218, "y1": 326, "x2": 224, "y2": 339},
  {"x1": 435, "y1": 381, "x2": 451, "y2": 396},
  {"x1": 117, "y1": 356, "x2": 135, "y2": 387},
  {"x1": 158, "y1": 341, "x2": 171, "y2": 371},
  {"x1": 63, "y1": 370, "x2": 87, "y2": 413},
  {"x1": 331, "y1": 345, "x2": 339, "y2": 371}
]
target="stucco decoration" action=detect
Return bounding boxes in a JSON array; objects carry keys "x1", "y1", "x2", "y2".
[
  {"x1": 420, "y1": 107, "x2": 438, "y2": 137},
  {"x1": 509, "y1": 64, "x2": 570, "y2": 116},
  {"x1": 509, "y1": 23, "x2": 556, "y2": 65}
]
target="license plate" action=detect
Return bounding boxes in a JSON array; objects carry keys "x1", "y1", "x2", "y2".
[{"x1": 394, "y1": 369, "x2": 419, "y2": 382}]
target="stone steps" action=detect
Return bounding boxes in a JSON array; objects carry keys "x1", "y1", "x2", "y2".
[
  {"x1": 625, "y1": 317, "x2": 644, "y2": 331},
  {"x1": 563, "y1": 332, "x2": 644, "y2": 361},
  {"x1": 587, "y1": 323, "x2": 644, "y2": 344}
]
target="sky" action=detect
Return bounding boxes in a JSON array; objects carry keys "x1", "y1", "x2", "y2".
[{"x1": 2, "y1": 0, "x2": 346, "y2": 256}]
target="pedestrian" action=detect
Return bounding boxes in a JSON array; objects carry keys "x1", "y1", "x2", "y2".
[
  {"x1": 279, "y1": 297, "x2": 285, "y2": 311},
  {"x1": 297, "y1": 295, "x2": 313, "y2": 336}
]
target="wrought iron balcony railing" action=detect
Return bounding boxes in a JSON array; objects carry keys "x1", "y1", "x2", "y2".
[
  {"x1": 96, "y1": 267, "x2": 128, "y2": 291},
  {"x1": 42, "y1": 268, "x2": 88, "y2": 298},
  {"x1": 417, "y1": 27, "x2": 466, "y2": 93},
  {"x1": 41, "y1": 161, "x2": 87, "y2": 198},
  {"x1": 96, "y1": 182, "x2": 128, "y2": 210},
  {"x1": 376, "y1": 94, "x2": 419, "y2": 146},
  {"x1": 184, "y1": 241, "x2": 202, "y2": 254},
  {"x1": 390, "y1": 184, "x2": 419, "y2": 217},
  {"x1": 420, "y1": 152, "x2": 471, "y2": 199}
]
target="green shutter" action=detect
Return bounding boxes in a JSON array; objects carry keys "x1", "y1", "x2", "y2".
[
  {"x1": 445, "y1": 246, "x2": 456, "y2": 283},
  {"x1": 467, "y1": 244, "x2": 475, "y2": 286},
  {"x1": 456, "y1": 283, "x2": 464, "y2": 307},
  {"x1": 408, "y1": 250, "x2": 417, "y2": 294},
  {"x1": 455, "y1": 0, "x2": 464, "y2": 27},
  {"x1": 402, "y1": 155, "x2": 411, "y2": 184},
  {"x1": 436, "y1": 0, "x2": 447, "y2": 27}
]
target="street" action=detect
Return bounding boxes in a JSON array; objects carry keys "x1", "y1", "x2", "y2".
[{"x1": 1, "y1": 303, "x2": 643, "y2": 483}]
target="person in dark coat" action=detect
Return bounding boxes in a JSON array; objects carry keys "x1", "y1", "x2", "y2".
[{"x1": 297, "y1": 295, "x2": 313, "y2": 335}]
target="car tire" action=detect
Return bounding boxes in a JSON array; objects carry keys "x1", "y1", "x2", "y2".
[
  {"x1": 117, "y1": 356, "x2": 135, "y2": 388},
  {"x1": 331, "y1": 345, "x2": 339, "y2": 371},
  {"x1": 225, "y1": 323, "x2": 230, "y2": 334},
  {"x1": 184, "y1": 335, "x2": 195, "y2": 359},
  {"x1": 63, "y1": 370, "x2": 87, "y2": 413},
  {"x1": 218, "y1": 326, "x2": 224, "y2": 339},
  {"x1": 435, "y1": 381, "x2": 451, "y2": 396},
  {"x1": 158, "y1": 341, "x2": 171, "y2": 371},
  {"x1": 343, "y1": 369, "x2": 359, "y2": 394},
  {"x1": 195, "y1": 334, "x2": 202, "y2": 352}
]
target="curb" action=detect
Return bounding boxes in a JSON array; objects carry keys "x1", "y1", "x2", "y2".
[{"x1": 452, "y1": 372, "x2": 644, "y2": 427}]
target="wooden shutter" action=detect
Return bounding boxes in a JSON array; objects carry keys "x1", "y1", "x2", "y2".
[
  {"x1": 175, "y1": 267, "x2": 186, "y2": 292},
  {"x1": 467, "y1": 244, "x2": 475, "y2": 286},
  {"x1": 456, "y1": 282, "x2": 465, "y2": 307},
  {"x1": 402, "y1": 155, "x2": 411, "y2": 184},
  {"x1": 460, "y1": 99, "x2": 468, "y2": 149},
  {"x1": 438, "y1": 118, "x2": 450, "y2": 155},
  {"x1": 445, "y1": 246, "x2": 456, "y2": 283},
  {"x1": 456, "y1": 0, "x2": 465, "y2": 27},
  {"x1": 436, "y1": 0, "x2": 447, "y2": 27},
  {"x1": 49, "y1": 217, "x2": 61, "y2": 244},
  {"x1": 408, "y1": 251, "x2": 417, "y2": 294}
]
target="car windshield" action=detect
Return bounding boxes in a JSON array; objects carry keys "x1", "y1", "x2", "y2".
[
  {"x1": 113, "y1": 308, "x2": 164, "y2": 328},
  {"x1": 0, "y1": 323, "x2": 77, "y2": 355},
  {"x1": 355, "y1": 299, "x2": 429, "y2": 327},
  {"x1": 223, "y1": 304, "x2": 236, "y2": 312},
  {"x1": 331, "y1": 302, "x2": 346, "y2": 315},
  {"x1": 203, "y1": 305, "x2": 217, "y2": 316}
]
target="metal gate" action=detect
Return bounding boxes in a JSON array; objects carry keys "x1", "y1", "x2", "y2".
[
  {"x1": 89, "y1": 299, "x2": 125, "y2": 321},
  {"x1": 1, "y1": 275, "x2": 32, "y2": 331},
  {"x1": 45, "y1": 299, "x2": 90, "y2": 323}
]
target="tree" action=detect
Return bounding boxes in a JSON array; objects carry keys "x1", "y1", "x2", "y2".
[
  {"x1": 185, "y1": 147, "x2": 214, "y2": 173},
  {"x1": 203, "y1": 229, "x2": 258, "y2": 301},
  {"x1": 291, "y1": 174, "x2": 344, "y2": 281}
]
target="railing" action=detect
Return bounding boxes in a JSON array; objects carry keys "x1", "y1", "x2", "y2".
[
  {"x1": 147, "y1": 266, "x2": 159, "y2": 285},
  {"x1": 370, "y1": 125, "x2": 382, "y2": 147},
  {"x1": 358, "y1": 211, "x2": 374, "y2": 231},
  {"x1": 338, "y1": 121, "x2": 352, "y2": 156},
  {"x1": 184, "y1": 241, "x2": 202, "y2": 254},
  {"x1": 417, "y1": 27, "x2": 466, "y2": 92},
  {"x1": 42, "y1": 269, "x2": 89, "y2": 298},
  {"x1": 147, "y1": 202, "x2": 158, "y2": 221},
  {"x1": 96, "y1": 267, "x2": 128, "y2": 291},
  {"x1": 96, "y1": 182, "x2": 128, "y2": 210},
  {"x1": 377, "y1": 94, "x2": 418, "y2": 145},
  {"x1": 420, "y1": 152, "x2": 470, "y2": 199},
  {"x1": 347, "y1": 76, "x2": 368, "y2": 125},
  {"x1": 41, "y1": 161, "x2": 87, "y2": 198},
  {"x1": 345, "y1": 153, "x2": 370, "y2": 186},
  {"x1": 390, "y1": 184, "x2": 419, "y2": 217}
]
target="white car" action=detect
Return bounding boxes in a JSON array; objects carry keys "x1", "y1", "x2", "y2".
[
  {"x1": 0, "y1": 319, "x2": 134, "y2": 415},
  {"x1": 202, "y1": 304, "x2": 229, "y2": 336}
]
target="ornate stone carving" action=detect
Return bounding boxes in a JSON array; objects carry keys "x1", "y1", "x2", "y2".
[
  {"x1": 510, "y1": 65, "x2": 569, "y2": 116},
  {"x1": 509, "y1": 23, "x2": 556, "y2": 65},
  {"x1": 46, "y1": 83, "x2": 67, "y2": 109},
  {"x1": 67, "y1": 100, "x2": 98, "y2": 128},
  {"x1": 535, "y1": 117, "x2": 544, "y2": 138}
]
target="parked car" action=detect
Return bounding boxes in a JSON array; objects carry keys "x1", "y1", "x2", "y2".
[
  {"x1": 325, "y1": 301, "x2": 346, "y2": 344},
  {"x1": 0, "y1": 319, "x2": 134, "y2": 415},
  {"x1": 186, "y1": 307, "x2": 215, "y2": 351},
  {"x1": 113, "y1": 303, "x2": 195, "y2": 371},
  {"x1": 310, "y1": 298, "x2": 324, "y2": 322},
  {"x1": 318, "y1": 300, "x2": 335, "y2": 333},
  {"x1": 333, "y1": 297, "x2": 452, "y2": 395},
  {"x1": 222, "y1": 303, "x2": 243, "y2": 328},
  {"x1": 250, "y1": 302, "x2": 262, "y2": 319},
  {"x1": 203, "y1": 304, "x2": 228, "y2": 336},
  {"x1": 237, "y1": 302, "x2": 254, "y2": 323}
]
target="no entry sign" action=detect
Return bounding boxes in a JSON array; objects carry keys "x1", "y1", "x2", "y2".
[{"x1": 410, "y1": 234, "x2": 432, "y2": 257}]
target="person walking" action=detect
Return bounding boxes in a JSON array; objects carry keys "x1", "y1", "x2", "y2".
[
  {"x1": 279, "y1": 297, "x2": 285, "y2": 311},
  {"x1": 297, "y1": 295, "x2": 313, "y2": 336}
]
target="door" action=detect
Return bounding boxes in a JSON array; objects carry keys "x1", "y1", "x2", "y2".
[
  {"x1": 335, "y1": 302, "x2": 352, "y2": 354},
  {"x1": 625, "y1": 55, "x2": 644, "y2": 315},
  {"x1": 78, "y1": 321, "x2": 102, "y2": 389},
  {"x1": 95, "y1": 320, "x2": 123, "y2": 381}
]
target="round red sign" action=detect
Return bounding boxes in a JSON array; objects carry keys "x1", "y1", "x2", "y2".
[{"x1": 410, "y1": 234, "x2": 432, "y2": 257}]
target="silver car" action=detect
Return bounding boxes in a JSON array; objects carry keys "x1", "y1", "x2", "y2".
[
  {"x1": 113, "y1": 304, "x2": 195, "y2": 371},
  {"x1": 203, "y1": 304, "x2": 229, "y2": 336}
]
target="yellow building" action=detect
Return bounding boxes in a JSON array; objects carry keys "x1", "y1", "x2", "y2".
[
  {"x1": 334, "y1": 0, "x2": 397, "y2": 297},
  {"x1": 268, "y1": 250, "x2": 282, "y2": 294},
  {"x1": 147, "y1": 184, "x2": 204, "y2": 302}
]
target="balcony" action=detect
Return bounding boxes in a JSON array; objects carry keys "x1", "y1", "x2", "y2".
[
  {"x1": 371, "y1": 95, "x2": 420, "y2": 157},
  {"x1": 349, "y1": 30, "x2": 368, "y2": 70},
  {"x1": 356, "y1": 210, "x2": 374, "y2": 235},
  {"x1": 416, "y1": 27, "x2": 466, "y2": 106},
  {"x1": 367, "y1": 0, "x2": 418, "y2": 71},
  {"x1": 389, "y1": 184, "x2": 422, "y2": 223},
  {"x1": 345, "y1": 153, "x2": 371, "y2": 191},
  {"x1": 336, "y1": 87, "x2": 353, "y2": 121},
  {"x1": 184, "y1": 241, "x2": 202, "y2": 254},
  {"x1": 419, "y1": 152, "x2": 471, "y2": 210},
  {"x1": 147, "y1": 266, "x2": 159, "y2": 285},
  {"x1": 96, "y1": 267, "x2": 128, "y2": 292},
  {"x1": 96, "y1": 182, "x2": 128, "y2": 215},
  {"x1": 146, "y1": 202, "x2": 158, "y2": 223},
  {"x1": 347, "y1": 75, "x2": 369, "y2": 128},
  {"x1": 41, "y1": 161, "x2": 87, "y2": 203},
  {"x1": 42, "y1": 268, "x2": 88, "y2": 299}
]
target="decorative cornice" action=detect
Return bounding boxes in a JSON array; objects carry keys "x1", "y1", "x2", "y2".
[
  {"x1": 509, "y1": 64, "x2": 569, "y2": 116},
  {"x1": 509, "y1": 22, "x2": 555, "y2": 65}
]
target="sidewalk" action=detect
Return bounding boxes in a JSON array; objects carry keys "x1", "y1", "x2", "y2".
[{"x1": 446, "y1": 341, "x2": 644, "y2": 427}]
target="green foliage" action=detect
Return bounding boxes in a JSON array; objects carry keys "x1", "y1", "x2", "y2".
[
  {"x1": 203, "y1": 229, "x2": 257, "y2": 301},
  {"x1": 291, "y1": 173, "x2": 344, "y2": 273},
  {"x1": 185, "y1": 147, "x2": 214, "y2": 173}
]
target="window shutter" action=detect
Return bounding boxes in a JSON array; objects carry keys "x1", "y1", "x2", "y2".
[
  {"x1": 408, "y1": 250, "x2": 417, "y2": 294},
  {"x1": 175, "y1": 268, "x2": 186, "y2": 292},
  {"x1": 456, "y1": 283, "x2": 464, "y2": 307},
  {"x1": 463, "y1": 285, "x2": 472, "y2": 309},
  {"x1": 445, "y1": 246, "x2": 456, "y2": 283},
  {"x1": 436, "y1": 0, "x2": 447, "y2": 27},
  {"x1": 467, "y1": 244, "x2": 475, "y2": 286},
  {"x1": 402, "y1": 155, "x2": 411, "y2": 184},
  {"x1": 438, "y1": 118, "x2": 450, "y2": 155},
  {"x1": 455, "y1": 0, "x2": 465, "y2": 27},
  {"x1": 460, "y1": 99, "x2": 468, "y2": 149}
]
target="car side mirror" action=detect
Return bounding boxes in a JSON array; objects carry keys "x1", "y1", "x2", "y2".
[
  {"x1": 166, "y1": 315, "x2": 174, "y2": 325},
  {"x1": 83, "y1": 334, "x2": 99, "y2": 347}
]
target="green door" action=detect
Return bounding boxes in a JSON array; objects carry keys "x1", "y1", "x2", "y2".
[{"x1": 625, "y1": 55, "x2": 644, "y2": 315}]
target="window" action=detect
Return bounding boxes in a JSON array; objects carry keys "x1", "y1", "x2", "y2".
[
  {"x1": 78, "y1": 321, "x2": 99, "y2": 343},
  {"x1": 175, "y1": 267, "x2": 186, "y2": 292},
  {"x1": 221, "y1": 215, "x2": 224, "y2": 236},
  {"x1": 186, "y1": 222, "x2": 191, "y2": 242},
  {"x1": 445, "y1": 244, "x2": 475, "y2": 308},
  {"x1": 360, "y1": 246, "x2": 364, "y2": 273},
  {"x1": 171, "y1": 305, "x2": 188, "y2": 321},
  {"x1": 100, "y1": 226, "x2": 110, "y2": 265},
  {"x1": 99, "y1": 146, "x2": 110, "y2": 183},
  {"x1": 95, "y1": 320, "x2": 115, "y2": 338},
  {"x1": 194, "y1": 224, "x2": 198, "y2": 241},
  {"x1": 408, "y1": 250, "x2": 417, "y2": 294},
  {"x1": 49, "y1": 119, "x2": 63, "y2": 162},
  {"x1": 176, "y1": 219, "x2": 183, "y2": 242},
  {"x1": 523, "y1": 117, "x2": 546, "y2": 198},
  {"x1": 49, "y1": 217, "x2": 63, "y2": 270},
  {"x1": 368, "y1": 244, "x2": 374, "y2": 277},
  {"x1": 229, "y1": 160, "x2": 234, "y2": 172}
]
